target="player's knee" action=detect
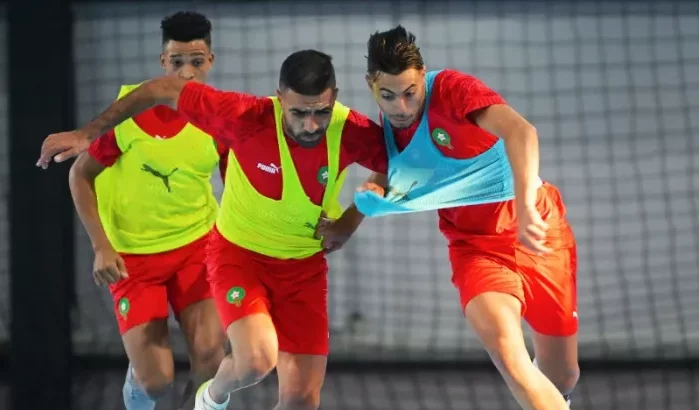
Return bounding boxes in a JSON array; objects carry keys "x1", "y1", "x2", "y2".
[
  {"x1": 235, "y1": 347, "x2": 277, "y2": 386},
  {"x1": 278, "y1": 389, "x2": 321, "y2": 410},
  {"x1": 547, "y1": 363, "x2": 580, "y2": 394},
  {"x1": 135, "y1": 367, "x2": 175, "y2": 399},
  {"x1": 190, "y1": 337, "x2": 225, "y2": 377}
]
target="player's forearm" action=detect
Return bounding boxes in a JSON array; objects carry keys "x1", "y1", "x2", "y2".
[
  {"x1": 503, "y1": 127, "x2": 540, "y2": 210},
  {"x1": 339, "y1": 203, "x2": 366, "y2": 229},
  {"x1": 68, "y1": 164, "x2": 113, "y2": 252},
  {"x1": 80, "y1": 77, "x2": 186, "y2": 141}
]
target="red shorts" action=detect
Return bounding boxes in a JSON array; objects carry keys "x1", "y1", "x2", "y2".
[
  {"x1": 206, "y1": 226, "x2": 329, "y2": 356},
  {"x1": 445, "y1": 182, "x2": 578, "y2": 337},
  {"x1": 109, "y1": 232, "x2": 212, "y2": 334}
]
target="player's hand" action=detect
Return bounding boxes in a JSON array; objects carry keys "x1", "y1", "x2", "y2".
[
  {"x1": 36, "y1": 129, "x2": 91, "y2": 169},
  {"x1": 517, "y1": 205, "x2": 552, "y2": 254},
  {"x1": 356, "y1": 182, "x2": 386, "y2": 197},
  {"x1": 315, "y1": 209, "x2": 363, "y2": 254},
  {"x1": 93, "y1": 246, "x2": 129, "y2": 286}
]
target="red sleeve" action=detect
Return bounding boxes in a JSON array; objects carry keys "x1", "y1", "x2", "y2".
[
  {"x1": 177, "y1": 82, "x2": 267, "y2": 147},
  {"x1": 342, "y1": 110, "x2": 388, "y2": 174},
  {"x1": 216, "y1": 140, "x2": 229, "y2": 181},
  {"x1": 87, "y1": 130, "x2": 122, "y2": 167},
  {"x1": 436, "y1": 70, "x2": 508, "y2": 122}
]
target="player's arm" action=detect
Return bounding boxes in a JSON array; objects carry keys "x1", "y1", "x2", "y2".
[
  {"x1": 317, "y1": 113, "x2": 388, "y2": 252},
  {"x1": 450, "y1": 71, "x2": 550, "y2": 252},
  {"x1": 38, "y1": 78, "x2": 260, "y2": 166},
  {"x1": 472, "y1": 105, "x2": 539, "y2": 210},
  {"x1": 69, "y1": 134, "x2": 129, "y2": 284},
  {"x1": 69, "y1": 153, "x2": 110, "y2": 251}
]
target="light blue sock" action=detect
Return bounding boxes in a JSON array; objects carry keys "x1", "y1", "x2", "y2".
[{"x1": 122, "y1": 364, "x2": 157, "y2": 410}]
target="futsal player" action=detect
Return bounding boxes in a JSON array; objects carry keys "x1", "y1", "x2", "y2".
[
  {"x1": 323, "y1": 26, "x2": 580, "y2": 410},
  {"x1": 38, "y1": 49, "x2": 387, "y2": 410},
  {"x1": 67, "y1": 12, "x2": 226, "y2": 410}
]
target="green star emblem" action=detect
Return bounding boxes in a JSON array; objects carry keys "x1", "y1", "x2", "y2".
[
  {"x1": 317, "y1": 166, "x2": 329, "y2": 185},
  {"x1": 431, "y1": 128, "x2": 453, "y2": 149},
  {"x1": 118, "y1": 297, "x2": 130, "y2": 318},
  {"x1": 226, "y1": 287, "x2": 246, "y2": 307}
]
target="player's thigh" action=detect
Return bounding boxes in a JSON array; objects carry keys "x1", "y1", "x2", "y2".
[
  {"x1": 519, "y1": 244, "x2": 578, "y2": 338},
  {"x1": 207, "y1": 253, "x2": 278, "y2": 375},
  {"x1": 270, "y1": 264, "x2": 329, "y2": 357},
  {"x1": 109, "y1": 256, "x2": 171, "y2": 336},
  {"x1": 519, "y1": 244, "x2": 580, "y2": 386},
  {"x1": 276, "y1": 352, "x2": 327, "y2": 409},
  {"x1": 121, "y1": 319, "x2": 175, "y2": 393},
  {"x1": 449, "y1": 246, "x2": 526, "y2": 319},
  {"x1": 167, "y1": 236, "x2": 225, "y2": 370},
  {"x1": 168, "y1": 233, "x2": 214, "y2": 317}
]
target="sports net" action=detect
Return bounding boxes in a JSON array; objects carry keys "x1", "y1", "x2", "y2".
[{"x1": 67, "y1": 0, "x2": 699, "y2": 409}]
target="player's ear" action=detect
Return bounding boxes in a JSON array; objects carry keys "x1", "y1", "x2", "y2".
[
  {"x1": 209, "y1": 52, "x2": 216, "y2": 66},
  {"x1": 159, "y1": 53, "x2": 166, "y2": 70},
  {"x1": 275, "y1": 89, "x2": 282, "y2": 100},
  {"x1": 364, "y1": 74, "x2": 373, "y2": 91}
]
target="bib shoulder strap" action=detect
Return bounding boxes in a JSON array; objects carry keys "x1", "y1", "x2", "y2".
[{"x1": 117, "y1": 82, "x2": 145, "y2": 100}]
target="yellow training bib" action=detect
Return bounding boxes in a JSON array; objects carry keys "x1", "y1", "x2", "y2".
[
  {"x1": 95, "y1": 84, "x2": 220, "y2": 254},
  {"x1": 216, "y1": 97, "x2": 349, "y2": 259}
]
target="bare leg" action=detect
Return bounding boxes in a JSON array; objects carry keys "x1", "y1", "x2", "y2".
[
  {"x1": 465, "y1": 292, "x2": 570, "y2": 410},
  {"x1": 273, "y1": 352, "x2": 327, "y2": 410},
  {"x1": 177, "y1": 299, "x2": 227, "y2": 409},
  {"x1": 121, "y1": 320, "x2": 175, "y2": 410}
]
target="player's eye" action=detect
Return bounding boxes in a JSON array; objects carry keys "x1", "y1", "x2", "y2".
[
  {"x1": 404, "y1": 92, "x2": 415, "y2": 99},
  {"x1": 171, "y1": 60, "x2": 183, "y2": 67},
  {"x1": 381, "y1": 94, "x2": 395, "y2": 101},
  {"x1": 192, "y1": 59, "x2": 204, "y2": 67}
]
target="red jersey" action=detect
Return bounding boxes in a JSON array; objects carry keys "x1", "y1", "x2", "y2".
[
  {"x1": 174, "y1": 83, "x2": 388, "y2": 206},
  {"x1": 391, "y1": 69, "x2": 574, "y2": 247},
  {"x1": 88, "y1": 105, "x2": 230, "y2": 178}
]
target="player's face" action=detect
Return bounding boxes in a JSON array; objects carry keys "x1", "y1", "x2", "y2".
[
  {"x1": 160, "y1": 39, "x2": 214, "y2": 83},
  {"x1": 368, "y1": 67, "x2": 426, "y2": 129},
  {"x1": 276, "y1": 87, "x2": 338, "y2": 148}
]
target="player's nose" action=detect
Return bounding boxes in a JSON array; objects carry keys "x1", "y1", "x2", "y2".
[
  {"x1": 179, "y1": 68, "x2": 197, "y2": 81},
  {"x1": 303, "y1": 116, "x2": 320, "y2": 133}
]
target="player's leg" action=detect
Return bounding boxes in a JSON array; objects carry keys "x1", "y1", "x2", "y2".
[
  {"x1": 197, "y1": 312, "x2": 278, "y2": 409},
  {"x1": 193, "y1": 229, "x2": 279, "y2": 410},
  {"x1": 275, "y1": 353, "x2": 327, "y2": 410},
  {"x1": 521, "y1": 243, "x2": 580, "y2": 405},
  {"x1": 451, "y1": 250, "x2": 570, "y2": 410},
  {"x1": 110, "y1": 256, "x2": 174, "y2": 410},
  {"x1": 168, "y1": 235, "x2": 226, "y2": 408},
  {"x1": 271, "y1": 259, "x2": 330, "y2": 410}
]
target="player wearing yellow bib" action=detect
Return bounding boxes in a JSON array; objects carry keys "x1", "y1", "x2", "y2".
[
  {"x1": 68, "y1": 12, "x2": 226, "y2": 410},
  {"x1": 39, "y1": 50, "x2": 388, "y2": 410}
]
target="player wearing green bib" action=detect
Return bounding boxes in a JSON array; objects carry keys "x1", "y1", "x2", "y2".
[
  {"x1": 39, "y1": 50, "x2": 388, "y2": 410},
  {"x1": 68, "y1": 12, "x2": 226, "y2": 410}
]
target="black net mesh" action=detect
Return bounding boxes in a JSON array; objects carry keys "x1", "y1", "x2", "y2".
[{"x1": 66, "y1": 0, "x2": 699, "y2": 409}]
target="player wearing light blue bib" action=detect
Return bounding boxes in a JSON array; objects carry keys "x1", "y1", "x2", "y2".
[{"x1": 321, "y1": 26, "x2": 579, "y2": 410}]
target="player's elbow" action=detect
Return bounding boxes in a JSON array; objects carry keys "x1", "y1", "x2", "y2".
[
  {"x1": 69, "y1": 154, "x2": 100, "y2": 191},
  {"x1": 143, "y1": 76, "x2": 186, "y2": 108}
]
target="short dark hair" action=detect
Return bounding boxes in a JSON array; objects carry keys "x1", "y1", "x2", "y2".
[
  {"x1": 366, "y1": 25, "x2": 424, "y2": 80},
  {"x1": 161, "y1": 11, "x2": 212, "y2": 47},
  {"x1": 279, "y1": 50, "x2": 336, "y2": 96}
]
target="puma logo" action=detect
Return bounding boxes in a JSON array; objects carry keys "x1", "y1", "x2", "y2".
[
  {"x1": 387, "y1": 180, "x2": 418, "y2": 201},
  {"x1": 141, "y1": 164, "x2": 179, "y2": 192}
]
